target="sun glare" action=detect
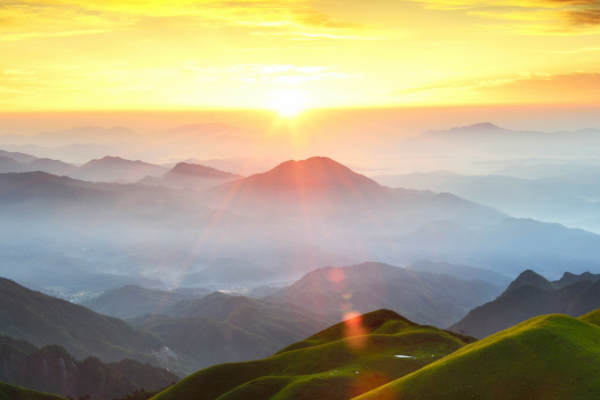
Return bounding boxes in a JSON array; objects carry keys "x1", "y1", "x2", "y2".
[{"x1": 270, "y1": 91, "x2": 307, "y2": 118}]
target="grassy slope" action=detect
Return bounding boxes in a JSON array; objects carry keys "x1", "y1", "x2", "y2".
[
  {"x1": 355, "y1": 314, "x2": 600, "y2": 400},
  {"x1": 150, "y1": 310, "x2": 474, "y2": 400},
  {"x1": 0, "y1": 278, "x2": 163, "y2": 364},
  {"x1": 0, "y1": 382, "x2": 65, "y2": 400}
]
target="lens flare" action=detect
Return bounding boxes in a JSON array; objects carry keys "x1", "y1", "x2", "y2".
[{"x1": 344, "y1": 311, "x2": 368, "y2": 350}]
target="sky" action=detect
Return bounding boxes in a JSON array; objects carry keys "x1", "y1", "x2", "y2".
[{"x1": 1, "y1": 0, "x2": 600, "y2": 113}]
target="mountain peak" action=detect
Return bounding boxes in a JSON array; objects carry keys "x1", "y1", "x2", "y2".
[
  {"x1": 423, "y1": 122, "x2": 507, "y2": 137},
  {"x1": 168, "y1": 162, "x2": 241, "y2": 178},
  {"x1": 503, "y1": 270, "x2": 558, "y2": 295}
]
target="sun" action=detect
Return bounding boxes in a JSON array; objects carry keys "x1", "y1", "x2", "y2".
[{"x1": 269, "y1": 90, "x2": 308, "y2": 118}]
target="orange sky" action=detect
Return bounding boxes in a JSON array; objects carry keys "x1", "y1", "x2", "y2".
[{"x1": 1, "y1": 0, "x2": 600, "y2": 112}]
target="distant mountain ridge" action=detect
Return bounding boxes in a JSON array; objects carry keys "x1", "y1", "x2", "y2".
[
  {"x1": 201, "y1": 156, "x2": 507, "y2": 229},
  {"x1": 67, "y1": 156, "x2": 167, "y2": 182},
  {"x1": 127, "y1": 291, "x2": 336, "y2": 374},
  {"x1": 268, "y1": 262, "x2": 503, "y2": 327},
  {"x1": 450, "y1": 270, "x2": 600, "y2": 338},
  {"x1": 82, "y1": 285, "x2": 209, "y2": 319},
  {"x1": 137, "y1": 162, "x2": 242, "y2": 190},
  {"x1": 0, "y1": 278, "x2": 164, "y2": 365},
  {"x1": 405, "y1": 260, "x2": 511, "y2": 287},
  {"x1": 0, "y1": 340, "x2": 178, "y2": 400}
]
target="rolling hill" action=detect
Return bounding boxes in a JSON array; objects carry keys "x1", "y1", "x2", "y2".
[
  {"x1": 149, "y1": 309, "x2": 475, "y2": 400},
  {"x1": 0, "y1": 382, "x2": 66, "y2": 400},
  {"x1": 267, "y1": 262, "x2": 502, "y2": 327},
  {"x1": 356, "y1": 314, "x2": 600, "y2": 400}
]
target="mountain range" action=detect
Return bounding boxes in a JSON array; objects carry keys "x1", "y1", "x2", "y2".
[
  {"x1": 373, "y1": 170, "x2": 600, "y2": 229},
  {"x1": 2, "y1": 155, "x2": 600, "y2": 294},
  {"x1": 450, "y1": 270, "x2": 600, "y2": 338},
  {"x1": 267, "y1": 262, "x2": 502, "y2": 327},
  {"x1": 127, "y1": 291, "x2": 336, "y2": 374},
  {"x1": 151, "y1": 309, "x2": 476, "y2": 400},
  {"x1": 137, "y1": 162, "x2": 242, "y2": 190},
  {"x1": 0, "y1": 278, "x2": 164, "y2": 365},
  {"x1": 0, "y1": 340, "x2": 178, "y2": 400}
]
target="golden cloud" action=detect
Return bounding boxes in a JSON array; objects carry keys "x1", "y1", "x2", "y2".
[
  {"x1": 391, "y1": 71, "x2": 600, "y2": 103},
  {"x1": 410, "y1": 0, "x2": 600, "y2": 32},
  {"x1": 0, "y1": 0, "x2": 390, "y2": 41}
]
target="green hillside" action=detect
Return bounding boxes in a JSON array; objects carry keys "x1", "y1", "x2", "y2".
[
  {"x1": 0, "y1": 382, "x2": 66, "y2": 400},
  {"x1": 0, "y1": 278, "x2": 164, "y2": 365},
  {"x1": 149, "y1": 310, "x2": 475, "y2": 400},
  {"x1": 356, "y1": 314, "x2": 600, "y2": 400}
]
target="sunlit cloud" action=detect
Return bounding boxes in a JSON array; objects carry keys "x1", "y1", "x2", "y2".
[
  {"x1": 409, "y1": 0, "x2": 600, "y2": 33},
  {"x1": 390, "y1": 71, "x2": 600, "y2": 104},
  {"x1": 0, "y1": 0, "x2": 393, "y2": 41}
]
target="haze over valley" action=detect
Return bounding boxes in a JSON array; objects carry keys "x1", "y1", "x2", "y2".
[{"x1": 3, "y1": 0, "x2": 600, "y2": 396}]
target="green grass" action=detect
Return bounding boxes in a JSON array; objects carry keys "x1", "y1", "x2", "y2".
[
  {"x1": 150, "y1": 310, "x2": 474, "y2": 400},
  {"x1": 355, "y1": 314, "x2": 600, "y2": 400},
  {"x1": 0, "y1": 382, "x2": 66, "y2": 400}
]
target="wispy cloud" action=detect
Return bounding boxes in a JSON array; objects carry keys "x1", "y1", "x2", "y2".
[
  {"x1": 390, "y1": 71, "x2": 600, "y2": 103},
  {"x1": 408, "y1": 0, "x2": 600, "y2": 33},
  {"x1": 0, "y1": 1, "x2": 395, "y2": 41}
]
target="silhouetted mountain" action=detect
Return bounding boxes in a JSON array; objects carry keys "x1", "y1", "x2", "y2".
[
  {"x1": 0, "y1": 149, "x2": 37, "y2": 163},
  {"x1": 268, "y1": 262, "x2": 502, "y2": 327},
  {"x1": 28, "y1": 158, "x2": 75, "y2": 175},
  {"x1": 406, "y1": 260, "x2": 511, "y2": 287},
  {"x1": 82, "y1": 285, "x2": 203, "y2": 319},
  {"x1": 138, "y1": 162, "x2": 242, "y2": 190},
  {"x1": 128, "y1": 292, "x2": 335, "y2": 373},
  {"x1": 503, "y1": 269, "x2": 558, "y2": 295},
  {"x1": 450, "y1": 272, "x2": 600, "y2": 338},
  {"x1": 68, "y1": 156, "x2": 168, "y2": 182},
  {"x1": 0, "y1": 342, "x2": 178, "y2": 400},
  {"x1": 151, "y1": 309, "x2": 476, "y2": 400},
  {"x1": 554, "y1": 271, "x2": 600, "y2": 287},
  {"x1": 0, "y1": 278, "x2": 164, "y2": 364},
  {"x1": 162, "y1": 157, "x2": 285, "y2": 176},
  {"x1": 201, "y1": 157, "x2": 506, "y2": 229},
  {"x1": 0, "y1": 155, "x2": 30, "y2": 173}
]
